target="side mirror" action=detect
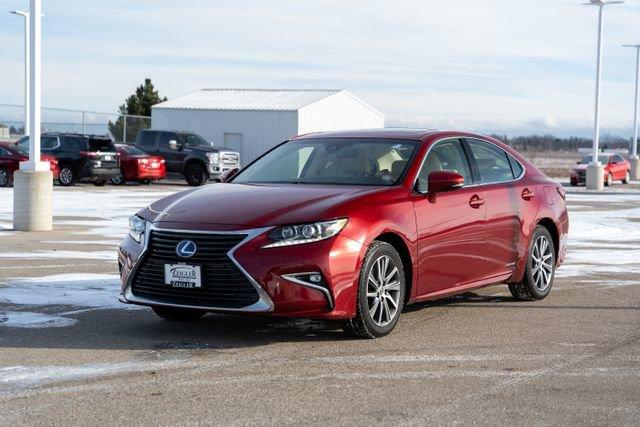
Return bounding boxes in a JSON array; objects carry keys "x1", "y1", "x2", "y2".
[
  {"x1": 220, "y1": 167, "x2": 239, "y2": 183},
  {"x1": 168, "y1": 140, "x2": 181, "y2": 151},
  {"x1": 427, "y1": 170, "x2": 464, "y2": 196}
]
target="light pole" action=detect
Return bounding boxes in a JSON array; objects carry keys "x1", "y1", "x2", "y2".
[
  {"x1": 623, "y1": 44, "x2": 640, "y2": 180},
  {"x1": 10, "y1": 10, "x2": 29, "y2": 136},
  {"x1": 584, "y1": 0, "x2": 624, "y2": 190},
  {"x1": 13, "y1": 0, "x2": 52, "y2": 232}
]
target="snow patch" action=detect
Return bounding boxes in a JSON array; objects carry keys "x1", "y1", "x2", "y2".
[
  {"x1": 0, "y1": 273, "x2": 131, "y2": 310},
  {"x1": 0, "y1": 311, "x2": 77, "y2": 328}
]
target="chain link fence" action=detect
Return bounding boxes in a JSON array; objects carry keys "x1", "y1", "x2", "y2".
[{"x1": 0, "y1": 103, "x2": 150, "y2": 143}]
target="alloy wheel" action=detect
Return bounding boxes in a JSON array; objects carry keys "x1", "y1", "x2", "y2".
[
  {"x1": 111, "y1": 174, "x2": 123, "y2": 185},
  {"x1": 606, "y1": 173, "x2": 612, "y2": 187},
  {"x1": 0, "y1": 168, "x2": 8, "y2": 187},
  {"x1": 531, "y1": 235, "x2": 553, "y2": 292},
  {"x1": 60, "y1": 168, "x2": 73, "y2": 185},
  {"x1": 366, "y1": 255, "x2": 401, "y2": 327}
]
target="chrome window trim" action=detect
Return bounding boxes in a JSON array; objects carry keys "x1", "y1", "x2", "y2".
[
  {"x1": 281, "y1": 272, "x2": 334, "y2": 310},
  {"x1": 120, "y1": 223, "x2": 275, "y2": 313},
  {"x1": 412, "y1": 136, "x2": 527, "y2": 194}
]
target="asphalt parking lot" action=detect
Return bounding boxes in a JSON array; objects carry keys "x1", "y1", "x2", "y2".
[{"x1": 0, "y1": 182, "x2": 639, "y2": 425}]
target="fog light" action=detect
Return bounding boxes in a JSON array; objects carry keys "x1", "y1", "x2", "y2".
[{"x1": 309, "y1": 274, "x2": 322, "y2": 283}]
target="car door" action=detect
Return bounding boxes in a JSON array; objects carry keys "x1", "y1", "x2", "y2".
[
  {"x1": 413, "y1": 138, "x2": 488, "y2": 295},
  {"x1": 612, "y1": 155, "x2": 626, "y2": 180},
  {"x1": 464, "y1": 138, "x2": 523, "y2": 279},
  {"x1": 157, "y1": 132, "x2": 182, "y2": 173}
]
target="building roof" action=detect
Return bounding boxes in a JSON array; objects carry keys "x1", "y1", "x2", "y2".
[{"x1": 153, "y1": 88, "x2": 347, "y2": 111}]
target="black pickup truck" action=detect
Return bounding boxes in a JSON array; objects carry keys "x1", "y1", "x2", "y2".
[{"x1": 133, "y1": 130, "x2": 240, "y2": 186}]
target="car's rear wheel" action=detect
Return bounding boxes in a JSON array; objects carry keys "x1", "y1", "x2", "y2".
[
  {"x1": 605, "y1": 172, "x2": 613, "y2": 187},
  {"x1": 110, "y1": 173, "x2": 125, "y2": 185},
  {"x1": 342, "y1": 241, "x2": 405, "y2": 339},
  {"x1": 93, "y1": 180, "x2": 107, "y2": 186},
  {"x1": 185, "y1": 163, "x2": 207, "y2": 186},
  {"x1": 152, "y1": 306, "x2": 206, "y2": 321},
  {"x1": 509, "y1": 225, "x2": 555, "y2": 301},
  {"x1": 622, "y1": 170, "x2": 630, "y2": 184},
  {"x1": 58, "y1": 165, "x2": 76, "y2": 186},
  {"x1": 0, "y1": 167, "x2": 10, "y2": 187}
]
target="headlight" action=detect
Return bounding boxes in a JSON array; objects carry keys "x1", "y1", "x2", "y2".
[
  {"x1": 206, "y1": 152, "x2": 220, "y2": 164},
  {"x1": 129, "y1": 215, "x2": 146, "y2": 243},
  {"x1": 263, "y1": 218, "x2": 348, "y2": 248}
]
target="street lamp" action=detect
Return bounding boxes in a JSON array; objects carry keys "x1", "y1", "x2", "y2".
[
  {"x1": 623, "y1": 44, "x2": 640, "y2": 180},
  {"x1": 13, "y1": 0, "x2": 52, "y2": 232},
  {"x1": 10, "y1": 10, "x2": 29, "y2": 136},
  {"x1": 583, "y1": 0, "x2": 624, "y2": 191}
]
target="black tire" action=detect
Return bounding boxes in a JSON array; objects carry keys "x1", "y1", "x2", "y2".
[
  {"x1": 622, "y1": 170, "x2": 630, "y2": 184},
  {"x1": 110, "y1": 173, "x2": 126, "y2": 185},
  {"x1": 58, "y1": 165, "x2": 76, "y2": 186},
  {"x1": 185, "y1": 163, "x2": 208, "y2": 186},
  {"x1": 605, "y1": 172, "x2": 613, "y2": 187},
  {"x1": 342, "y1": 241, "x2": 406, "y2": 339},
  {"x1": 0, "y1": 167, "x2": 10, "y2": 187},
  {"x1": 152, "y1": 306, "x2": 206, "y2": 321},
  {"x1": 93, "y1": 180, "x2": 107, "y2": 186},
  {"x1": 509, "y1": 225, "x2": 556, "y2": 301}
]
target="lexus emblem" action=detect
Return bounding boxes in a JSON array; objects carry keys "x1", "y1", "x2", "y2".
[{"x1": 176, "y1": 240, "x2": 197, "y2": 258}]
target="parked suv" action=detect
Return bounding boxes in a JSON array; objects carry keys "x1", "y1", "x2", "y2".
[
  {"x1": 134, "y1": 129, "x2": 240, "y2": 186},
  {"x1": 16, "y1": 133, "x2": 120, "y2": 186}
]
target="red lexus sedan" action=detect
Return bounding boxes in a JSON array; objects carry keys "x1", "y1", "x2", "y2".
[
  {"x1": 570, "y1": 153, "x2": 631, "y2": 187},
  {"x1": 0, "y1": 141, "x2": 60, "y2": 187},
  {"x1": 110, "y1": 144, "x2": 166, "y2": 185},
  {"x1": 118, "y1": 129, "x2": 568, "y2": 338}
]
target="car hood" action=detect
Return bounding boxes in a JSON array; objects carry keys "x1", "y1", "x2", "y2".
[
  {"x1": 146, "y1": 183, "x2": 387, "y2": 227},
  {"x1": 572, "y1": 164, "x2": 588, "y2": 172}
]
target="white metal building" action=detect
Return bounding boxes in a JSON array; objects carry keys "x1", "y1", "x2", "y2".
[{"x1": 151, "y1": 89, "x2": 385, "y2": 163}]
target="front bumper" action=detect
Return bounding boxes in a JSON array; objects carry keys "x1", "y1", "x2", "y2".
[
  {"x1": 207, "y1": 164, "x2": 239, "y2": 179},
  {"x1": 118, "y1": 222, "x2": 364, "y2": 319}
]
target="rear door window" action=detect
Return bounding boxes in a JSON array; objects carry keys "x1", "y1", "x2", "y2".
[
  {"x1": 138, "y1": 131, "x2": 157, "y2": 148},
  {"x1": 466, "y1": 139, "x2": 515, "y2": 184},
  {"x1": 41, "y1": 136, "x2": 60, "y2": 151}
]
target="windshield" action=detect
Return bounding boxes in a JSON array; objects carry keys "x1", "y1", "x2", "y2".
[
  {"x1": 233, "y1": 138, "x2": 417, "y2": 186},
  {"x1": 16, "y1": 137, "x2": 28, "y2": 155},
  {"x1": 178, "y1": 133, "x2": 211, "y2": 147},
  {"x1": 579, "y1": 155, "x2": 609, "y2": 164}
]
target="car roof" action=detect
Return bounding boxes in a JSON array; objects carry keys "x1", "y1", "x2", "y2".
[{"x1": 291, "y1": 128, "x2": 500, "y2": 142}]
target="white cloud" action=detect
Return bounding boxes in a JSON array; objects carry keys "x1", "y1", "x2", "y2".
[{"x1": 0, "y1": 0, "x2": 638, "y2": 137}]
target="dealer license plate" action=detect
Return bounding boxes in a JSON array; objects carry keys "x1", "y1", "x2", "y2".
[
  {"x1": 164, "y1": 263, "x2": 202, "y2": 288},
  {"x1": 104, "y1": 155, "x2": 112, "y2": 161}
]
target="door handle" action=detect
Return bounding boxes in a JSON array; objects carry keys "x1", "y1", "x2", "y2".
[
  {"x1": 521, "y1": 188, "x2": 535, "y2": 201},
  {"x1": 469, "y1": 195, "x2": 485, "y2": 208}
]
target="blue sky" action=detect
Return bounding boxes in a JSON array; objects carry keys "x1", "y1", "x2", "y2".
[{"x1": 1, "y1": 0, "x2": 639, "y2": 137}]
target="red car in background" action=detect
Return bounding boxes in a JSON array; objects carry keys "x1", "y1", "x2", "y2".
[
  {"x1": 111, "y1": 144, "x2": 166, "y2": 185},
  {"x1": 119, "y1": 129, "x2": 569, "y2": 338},
  {"x1": 0, "y1": 141, "x2": 60, "y2": 187},
  {"x1": 570, "y1": 153, "x2": 631, "y2": 186}
]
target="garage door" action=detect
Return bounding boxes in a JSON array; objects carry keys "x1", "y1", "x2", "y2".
[{"x1": 224, "y1": 133, "x2": 243, "y2": 153}]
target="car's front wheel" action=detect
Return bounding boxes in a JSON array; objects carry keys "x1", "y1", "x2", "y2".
[
  {"x1": 343, "y1": 241, "x2": 405, "y2": 339},
  {"x1": 185, "y1": 163, "x2": 207, "y2": 186},
  {"x1": 509, "y1": 225, "x2": 555, "y2": 301},
  {"x1": 605, "y1": 172, "x2": 613, "y2": 187},
  {"x1": 622, "y1": 170, "x2": 630, "y2": 184},
  {"x1": 0, "y1": 167, "x2": 10, "y2": 187},
  {"x1": 152, "y1": 306, "x2": 206, "y2": 321}
]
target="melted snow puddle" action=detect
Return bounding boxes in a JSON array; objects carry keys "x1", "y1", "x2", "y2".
[
  {"x1": 0, "y1": 311, "x2": 77, "y2": 328},
  {"x1": 0, "y1": 358, "x2": 189, "y2": 396},
  {"x1": 0, "y1": 251, "x2": 117, "y2": 261},
  {"x1": 0, "y1": 273, "x2": 139, "y2": 329}
]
